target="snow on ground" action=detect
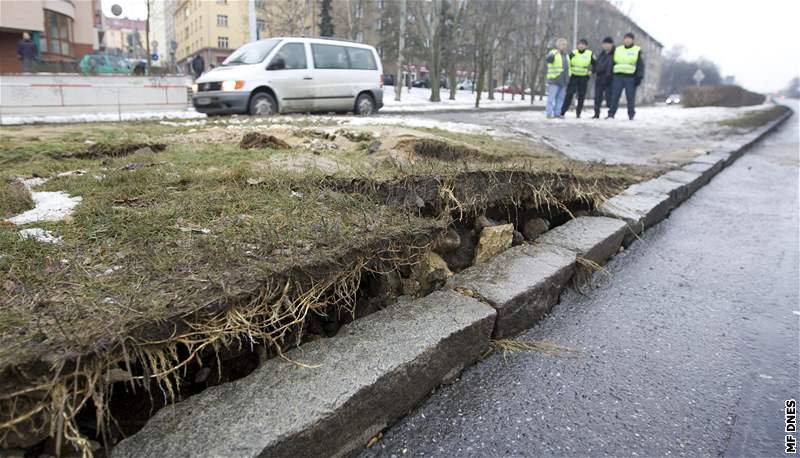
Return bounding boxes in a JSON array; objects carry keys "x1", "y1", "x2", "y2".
[
  {"x1": 343, "y1": 115, "x2": 508, "y2": 137},
  {"x1": 1, "y1": 110, "x2": 206, "y2": 126},
  {"x1": 381, "y1": 86, "x2": 536, "y2": 113},
  {"x1": 6, "y1": 177, "x2": 83, "y2": 226},
  {"x1": 18, "y1": 228, "x2": 61, "y2": 244}
]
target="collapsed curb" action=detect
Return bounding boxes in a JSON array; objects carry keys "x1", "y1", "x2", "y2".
[{"x1": 112, "y1": 106, "x2": 793, "y2": 457}]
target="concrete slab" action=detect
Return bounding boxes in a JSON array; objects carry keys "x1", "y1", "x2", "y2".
[
  {"x1": 446, "y1": 244, "x2": 575, "y2": 339},
  {"x1": 682, "y1": 161, "x2": 721, "y2": 186},
  {"x1": 660, "y1": 169, "x2": 705, "y2": 196},
  {"x1": 623, "y1": 176, "x2": 690, "y2": 207},
  {"x1": 111, "y1": 290, "x2": 496, "y2": 458},
  {"x1": 533, "y1": 216, "x2": 627, "y2": 265},
  {"x1": 598, "y1": 192, "x2": 673, "y2": 245}
]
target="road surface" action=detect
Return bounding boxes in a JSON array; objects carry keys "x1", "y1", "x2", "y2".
[{"x1": 362, "y1": 108, "x2": 799, "y2": 457}]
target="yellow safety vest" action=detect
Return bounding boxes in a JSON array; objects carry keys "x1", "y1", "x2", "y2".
[
  {"x1": 569, "y1": 49, "x2": 592, "y2": 76},
  {"x1": 546, "y1": 49, "x2": 569, "y2": 80},
  {"x1": 613, "y1": 45, "x2": 641, "y2": 75}
]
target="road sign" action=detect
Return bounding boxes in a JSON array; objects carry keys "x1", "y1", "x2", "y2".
[
  {"x1": 693, "y1": 69, "x2": 705, "y2": 86},
  {"x1": 111, "y1": 4, "x2": 122, "y2": 16},
  {"x1": 151, "y1": 53, "x2": 159, "y2": 61}
]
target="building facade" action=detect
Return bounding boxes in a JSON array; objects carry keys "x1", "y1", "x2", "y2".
[
  {"x1": 149, "y1": 0, "x2": 178, "y2": 66},
  {"x1": 0, "y1": 0, "x2": 99, "y2": 73}
]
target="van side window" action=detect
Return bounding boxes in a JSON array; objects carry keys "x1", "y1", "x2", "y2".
[
  {"x1": 269, "y1": 42, "x2": 307, "y2": 70},
  {"x1": 345, "y1": 47, "x2": 377, "y2": 70},
  {"x1": 311, "y1": 44, "x2": 350, "y2": 69}
]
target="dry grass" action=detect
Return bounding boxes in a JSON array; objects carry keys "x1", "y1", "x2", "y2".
[
  {"x1": 490, "y1": 339, "x2": 581, "y2": 361},
  {"x1": 717, "y1": 105, "x2": 790, "y2": 130},
  {"x1": 0, "y1": 182, "x2": 34, "y2": 218}
]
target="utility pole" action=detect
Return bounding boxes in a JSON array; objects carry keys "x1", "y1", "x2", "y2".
[
  {"x1": 572, "y1": 0, "x2": 578, "y2": 48},
  {"x1": 395, "y1": 0, "x2": 406, "y2": 102},
  {"x1": 145, "y1": 0, "x2": 151, "y2": 75},
  {"x1": 248, "y1": 0, "x2": 257, "y2": 42}
]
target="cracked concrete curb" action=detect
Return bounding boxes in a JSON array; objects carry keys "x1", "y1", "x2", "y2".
[
  {"x1": 110, "y1": 106, "x2": 792, "y2": 458},
  {"x1": 112, "y1": 290, "x2": 495, "y2": 458}
]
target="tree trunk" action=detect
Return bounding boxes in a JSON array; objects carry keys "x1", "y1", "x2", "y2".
[
  {"x1": 487, "y1": 52, "x2": 494, "y2": 100},
  {"x1": 394, "y1": 0, "x2": 406, "y2": 101},
  {"x1": 429, "y1": 0, "x2": 441, "y2": 102}
]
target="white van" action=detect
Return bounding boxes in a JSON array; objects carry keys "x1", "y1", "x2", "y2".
[{"x1": 191, "y1": 37, "x2": 384, "y2": 116}]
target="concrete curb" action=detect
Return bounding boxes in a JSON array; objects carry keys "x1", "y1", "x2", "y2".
[
  {"x1": 110, "y1": 106, "x2": 793, "y2": 457},
  {"x1": 112, "y1": 290, "x2": 495, "y2": 458}
]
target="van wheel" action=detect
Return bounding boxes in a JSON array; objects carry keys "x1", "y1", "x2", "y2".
[
  {"x1": 354, "y1": 93, "x2": 375, "y2": 116},
  {"x1": 249, "y1": 92, "x2": 277, "y2": 116}
]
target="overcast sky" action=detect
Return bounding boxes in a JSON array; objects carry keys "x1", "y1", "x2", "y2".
[
  {"x1": 103, "y1": 0, "x2": 800, "y2": 93},
  {"x1": 620, "y1": 0, "x2": 800, "y2": 93}
]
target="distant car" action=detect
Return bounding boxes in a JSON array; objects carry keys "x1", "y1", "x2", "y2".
[
  {"x1": 383, "y1": 73, "x2": 396, "y2": 86},
  {"x1": 79, "y1": 54, "x2": 132, "y2": 74},
  {"x1": 457, "y1": 80, "x2": 475, "y2": 91},
  {"x1": 666, "y1": 94, "x2": 681, "y2": 105},
  {"x1": 412, "y1": 77, "x2": 430, "y2": 88},
  {"x1": 495, "y1": 85, "x2": 528, "y2": 95}
]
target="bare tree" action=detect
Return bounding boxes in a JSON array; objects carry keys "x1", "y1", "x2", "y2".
[
  {"x1": 471, "y1": 0, "x2": 521, "y2": 108},
  {"x1": 395, "y1": 0, "x2": 407, "y2": 101}
]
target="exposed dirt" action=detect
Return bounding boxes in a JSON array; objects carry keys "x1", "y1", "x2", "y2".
[
  {"x1": 396, "y1": 138, "x2": 500, "y2": 163},
  {"x1": 64, "y1": 142, "x2": 167, "y2": 160},
  {"x1": 239, "y1": 132, "x2": 292, "y2": 150}
]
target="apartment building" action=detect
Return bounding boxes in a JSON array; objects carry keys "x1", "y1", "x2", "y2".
[
  {"x1": 149, "y1": 0, "x2": 178, "y2": 66},
  {"x1": 0, "y1": 0, "x2": 99, "y2": 73}
]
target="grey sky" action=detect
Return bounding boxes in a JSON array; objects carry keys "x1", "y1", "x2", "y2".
[{"x1": 621, "y1": 0, "x2": 800, "y2": 93}]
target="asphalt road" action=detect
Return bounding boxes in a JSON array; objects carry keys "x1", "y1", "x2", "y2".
[{"x1": 362, "y1": 109, "x2": 799, "y2": 457}]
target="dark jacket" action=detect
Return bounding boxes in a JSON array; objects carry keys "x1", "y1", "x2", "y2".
[
  {"x1": 593, "y1": 47, "x2": 614, "y2": 82},
  {"x1": 191, "y1": 55, "x2": 205, "y2": 75},
  {"x1": 17, "y1": 39, "x2": 37, "y2": 61}
]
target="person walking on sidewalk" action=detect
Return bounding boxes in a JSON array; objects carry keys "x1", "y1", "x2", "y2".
[
  {"x1": 560, "y1": 38, "x2": 593, "y2": 118},
  {"x1": 191, "y1": 53, "x2": 205, "y2": 80},
  {"x1": 607, "y1": 32, "x2": 645, "y2": 120},
  {"x1": 545, "y1": 38, "x2": 570, "y2": 119},
  {"x1": 592, "y1": 36, "x2": 615, "y2": 119}
]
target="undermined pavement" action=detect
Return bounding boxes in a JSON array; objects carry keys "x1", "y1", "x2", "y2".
[{"x1": 104, "y1": 107, "x2": 794, "y2": 458}]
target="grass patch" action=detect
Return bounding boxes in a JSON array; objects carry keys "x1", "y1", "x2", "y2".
[
  {"x1": 717, "y1": 105, "x2": 790, "y2": 130},
  {"x1": 0, "y1": 182, "x2": 34, "y2": 218}
]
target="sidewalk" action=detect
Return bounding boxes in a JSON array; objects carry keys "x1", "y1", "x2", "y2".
[{"x1": 381, "y1": 85, "x2": 541, "y2": 113}]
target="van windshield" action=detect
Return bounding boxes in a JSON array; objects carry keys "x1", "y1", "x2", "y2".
[{"x1": 222, "y1": 39, "x2": 282, "y2": 66}]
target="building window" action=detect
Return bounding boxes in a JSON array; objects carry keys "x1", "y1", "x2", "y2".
[
  {"x1": 355, "y1": 32, "x2": 364, "y2": 42},
  {"x1": 216, "y1": 0, "x2": 227, "y2": 4},
  {"x1": 355, "y1": 3, "x2": 363, "y2": 18},
  {"x1": 217, "y1": 14, "x2": 228, "y2": 27},
  {"x1": 218, "y1": 36, "x2": 229, "y2": 48},
  {"x1": 41, "y1": 9, "x2": 74, "y2": 56},
  {"x1": 254, "y1": 0, "x2": 265, "y2": 7},
  {"x1": 376, "y1": 18, "x2": 383, "y2": 31}
]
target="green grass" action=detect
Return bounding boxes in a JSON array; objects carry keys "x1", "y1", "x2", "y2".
[{"x1": 717, "y1": 105, "x2": 790, "y2": 130}]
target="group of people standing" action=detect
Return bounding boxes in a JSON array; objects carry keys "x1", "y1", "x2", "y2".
[{"x1": 545, "y1": 32, "x2": 645, "y2": 120}]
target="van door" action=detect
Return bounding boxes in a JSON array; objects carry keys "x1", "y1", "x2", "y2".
[
  {"x1": 309, "y1": 43, "x2": 356, "y2": 112},
  {"x1": 265, "y1": 42, "x2": 314, "y2": 113}
]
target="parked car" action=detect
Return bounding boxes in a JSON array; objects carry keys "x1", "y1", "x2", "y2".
[
  {"x1": 457, "y1": 80, "x2": 475, "y2": 91},
  {"x1": 665, "y1": 93, "x2": 681, "y2": 105},
  {"x1": 383, "y1": 73, "x2": 396, "y2": 86},
  {"x1": 494, "y1": 85, "x2": 529, "y2": 95},
  {"x1": 192, "y1": 37, "x2": 384, "y2": 116},
  {"x1": 79, "y1": 54, "x2": 132, "y2": 74},
  {"x1": 412, "y1": 77, "x2": 430, "y2": 88}
]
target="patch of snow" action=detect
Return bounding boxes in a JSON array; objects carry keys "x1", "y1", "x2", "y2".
[
  {"x1": 56, "y1": 169, "x2": 87, "y2": 178},
  {"x1": 382, "y1": 86, "x2": 537, "y2": 113},
  {"x1": 19, "y1": 228, "x2": 61, "y2": 244},
  {"x1": 343, "y1": 115, "x2": 505, "y2": 137},
  {"x1": 6, "y1": 191, "x2": 82, "y2": 225},
  {"x1": 1, "y1": 110, "x2": 206, "y2": 126}
]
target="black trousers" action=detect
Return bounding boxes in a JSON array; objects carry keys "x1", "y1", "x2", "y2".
[
  {"x1": 608, "y1": 75, "x2": 637, "y2": 119},
  {"x1": 560, "y1": 75, "x2": 589, "y2": 117},
  {"x1": 594, "y1": 77, "x2": 612, "y2": 117}
]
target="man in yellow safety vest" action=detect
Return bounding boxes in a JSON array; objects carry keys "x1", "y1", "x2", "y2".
[
  {"x1": 560, "y1": 38, "x2": 594, "y2": 118},
  {"x1": 607, "y1": 32, "x2": 645, "y2": 120},
  {"x1": 545, "y1": 38, "x2": 570, "y2": 118}
]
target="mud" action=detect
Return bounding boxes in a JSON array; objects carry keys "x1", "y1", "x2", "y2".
[
  {"x1": 63, "y1": 142, "x2": 167, "y2": 160},
  {"x1": 239, "y1": 132, "x2": 292, "y2": 150}
]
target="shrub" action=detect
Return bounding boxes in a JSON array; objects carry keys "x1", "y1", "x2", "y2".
[{"x1": 681, "y1": 85, "x2": 765, "y2": 108}]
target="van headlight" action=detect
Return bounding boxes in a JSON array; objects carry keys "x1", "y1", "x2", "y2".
[
  {"x1": 192, "y1": 83, "x2": 198, "y2": 94},
  {"x1": 222, "y1": 80, "x2": 245, "y2": 91}
]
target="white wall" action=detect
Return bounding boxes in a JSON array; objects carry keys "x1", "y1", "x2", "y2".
[{"x1": 0, "y1": 74, "x2": 191, "y2": 115}]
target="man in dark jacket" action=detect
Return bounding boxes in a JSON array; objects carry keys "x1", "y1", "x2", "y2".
[
  {"x1": 607, "y1": 32, "x2": 645, "y2": 120},
  {"x1": 191, "y1": 53, "x2": 205, "y2": 79},
  {"x1": 560, "y1": 39, "x2": 594, "y2": 118},
  {"x1": 592, "y1": 36, "x2": 614, "y2": 119},
  {"x1": 17, "y1": 33, "x2": 38, "y2": 73}
]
